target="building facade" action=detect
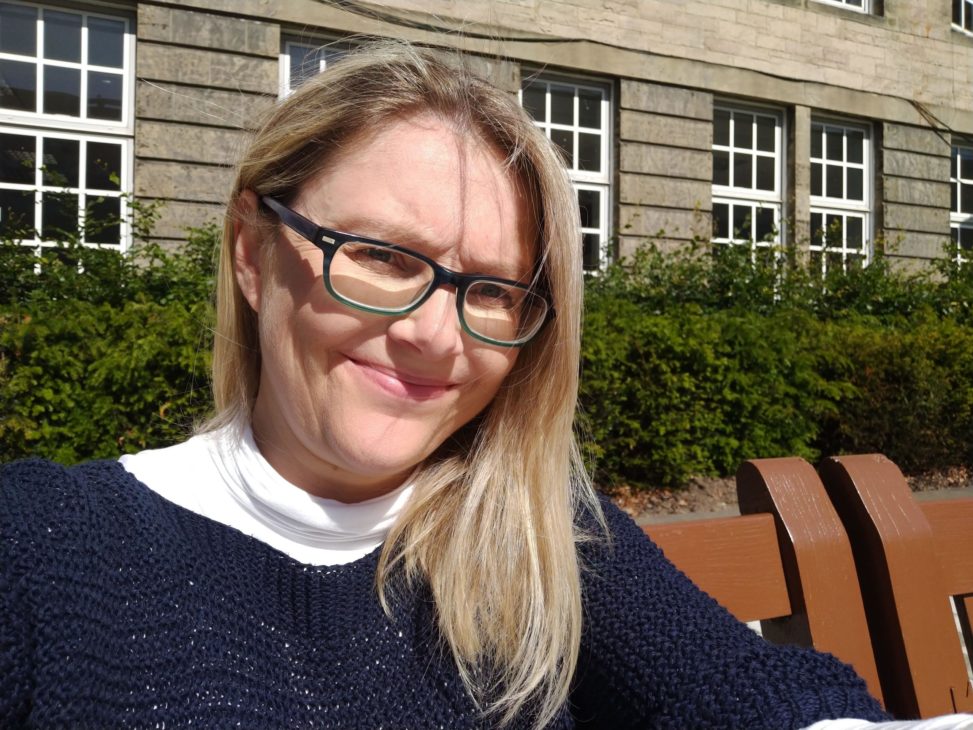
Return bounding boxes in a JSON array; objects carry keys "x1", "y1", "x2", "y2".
[{"x1": 2, "y1": 0, "x2": 972, "y2": 272}]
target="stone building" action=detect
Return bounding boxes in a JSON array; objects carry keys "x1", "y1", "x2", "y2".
[{"x1": 2, "y1": 0, "x2": 972, "y2": 272}]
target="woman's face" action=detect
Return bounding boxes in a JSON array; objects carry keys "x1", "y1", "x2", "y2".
[{"x1": 234, "y1": 113, "x2": 536, "y2": 502}]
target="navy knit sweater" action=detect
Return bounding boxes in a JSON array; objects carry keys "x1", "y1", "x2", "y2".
[{"x1": 1, "y1": 459, "x2": 887, "y2": 728}]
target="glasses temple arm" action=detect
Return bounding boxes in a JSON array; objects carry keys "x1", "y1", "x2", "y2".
[{"x1": 260, "y1": 196, "x2": 327, "y2": 245}]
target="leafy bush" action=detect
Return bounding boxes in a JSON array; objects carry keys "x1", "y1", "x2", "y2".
[{"x1": 0, "y1": 223, "x2": 218, "y2": 463}]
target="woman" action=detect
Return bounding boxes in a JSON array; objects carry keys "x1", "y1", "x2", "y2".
[{"x1": 0, "y1": 43, "x2": 893, "y2": 728}]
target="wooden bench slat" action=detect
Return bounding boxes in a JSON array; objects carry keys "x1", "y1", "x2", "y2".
[{"x1": 920, "y1": 500, "x2": 973, "y2": 595}]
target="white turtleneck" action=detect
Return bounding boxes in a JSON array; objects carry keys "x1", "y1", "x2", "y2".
[{"x1": 119, "y1": 425, "x2": 413, "y2": 566}]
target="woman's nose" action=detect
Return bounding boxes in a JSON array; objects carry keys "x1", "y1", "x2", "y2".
[{"x1": 386, "y1": 286, "x2": 464, "y2": 358}]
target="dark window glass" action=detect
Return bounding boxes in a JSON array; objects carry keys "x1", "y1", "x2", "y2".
[
  {"x1": 42, "y1": 137, "x2": 79, "y2": 187},
  {"x1": 734, "y1": 113, "x2": 753, "y2": 149},
  {"x1": 44, "y1": 10, "x2": 81, "y2": 63},
  {"x1": 714, "y1": 109, "x2": 730, "y2": 146},
  {"x1": 952, "y1": 182, "x2": 958, "y2": 214},
  {"x1": 961, "y1": 226, "x2": 973, "y2": 250},
  {"x1": 847, "y1": 130, "x2": 865, "y2": 164},
  {"x1": 756, "y1": 207, "x2": 775, "y2": 241},
  {"x1": 826, "y1": 129, "x2": 844, "y2": 161},
  {"x1": 811, "y1": 126, "x2": 823, "y2": 159},
  {"x1": 826, "y1": 213, "x2": 842, "y2": 247},
  {"x1": 288, "y1": 44, "x2": 319, "y2": 89},
  {"x1": 41, "y1": 190, "x2": 77, "y2": 239},
  {"x1": 0, "y1": 187, "x2": 33, "y2": 235},
  {"x1": 734, "y1": 152, "x2": 752, "y2": 188},
  {"x1": 713, "y1": 202, "x2": 729, "y2": 239},
  {"x1": 85, "y1": 195, "x2": 120, "y2": 244},
  {"x1": 0, "y1": 3, "x2": 37, "y2": 56},
  {"x1": 828, "y1": 250, "x2": 844, "y2": 273},
  {"x1": 756, "y1": 156, "x2": 774, "y2": 191},
  {"x1": 578, "y1": 188, "x2": 600, "y2": 229},
  {"x1": 826, "y1": 164, "x2": 843, "y2": 198},
  {"x1": 962, "y1": 182, "x2": 973, "y2": 214},
  {"x1": 578, "y1": 89, "x2": 601, "y2": 128},
  {"x1": 811, "y1": 162, "x2": 822, "y2": 196},
  {"x1": 549, "y1": 85, "x2": 573, "y2": 125},
  {"x1": 810, "y1": 249, "x2": 822, "y2": 274},
  {"x1": 88, "y1": 17, "x2": 124, "y2": 68},
  {"x1": 968, "y1": 2, "x2": 973, "y2": 30},
  {"x1": 582, "y1": 232, "x2": 600, "y2": 270},
  {"x1": 578, "y1": 132, "x2": 600, "y2": 172},
  {"x1": 952, "y1": 226, "x2": 959, "y2": 245},
  {"x1": 0, "y1": 132, "x2": 34, "y2": 183},
  {"x1": 848, "y1": 0, "x2": 863, "y2": 6},
  {"x1": 955, "y1": 0, "x2": 962, "y2": 25},
  {"x1": 713, "y1": 150, "x2": 729, "y2": 186},
  {"x1": 810, "y1": 212, "x2": 824, "y2": 247},
  {"x1": 756, "y1": 116, "x2": 775, "y2": 152},
  {"x1": 87, "y1": 71, "x2": 122, "y2": 121},
  {"x1": 847, "y1": 216, "x2": 864, "y2": 249},
  {"x1": 550, "y1": 129, "x2": 573, "y2": 166},
  {"x1": 733, "y1": 204, "x2": 752, "y2": 241},
  {"x1": 521, "y1": 82, "x2": 545, "y2": 121},
  {"x1": 0, "y1": 59, "x2": 36, "y2": 111},
  {"x1": 43, "y1": 65, "x2": 80, "y2": 116},
  {"x1": 952, "y1": 149, "x2": 958, "y2": 179},
  {"x1": 847, "y1": 168, "x2": 863, "y2": 201},
  {"x1": 86, "y1": 142, "x2": 121, "y2": 190},
  {"x1": 961, "y1": 151, "x2": 973, "y2": 180}
]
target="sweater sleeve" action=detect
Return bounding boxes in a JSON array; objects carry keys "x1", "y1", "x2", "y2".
[{"x1": 572, "y1": 498, "x2": 889, "y2": 729}]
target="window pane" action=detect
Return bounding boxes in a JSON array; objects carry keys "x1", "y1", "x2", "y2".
[
  {"x1": 734, "y1": 113, "x2": 753, "y2": 148},
  {"x1": 713, "y1": 202, "x2": 729, "y2": 239},
  {"x1": 85, "y1": 195, "x2": 120, "y2": 244},
  {"x1": 955, "y1": 0, "x2": 962, "y2": 25},
  {"x1": 41, "y1": 190, "x2": 77, "y2": 239},
  {"x1": 88, "y1": 17, "x2": 124, "y2": 68},
  {"x1": 952, "y1": 150, "x2": 958, "y2": 178},
  {"x1": 847, "y1": 130, "x2": 864, "y2": 164},
  {"x1": 86, "y1": 141, "x2": 121, "y2": 190},
  {"x1": 713, "y1": 150, "x2": 729, "y2": 186},
  {"x1": 756, "y1": 207, "x2": 775, "y2": 242},
  {"x1": 0, "y1": 188, "x2": 33, "y2": 235},
  {"x1": 846, "y1": 216, "x2": 863, "y2": 249},
  {"x1": 961, "y1": 226, "x2": 973, "y2": 250},
  {"x1": 0, "y1": 132, "x2": 33, "y2": 183},
  {"x1": 0, "y1": 58, "x2": 36, "y2": 111},
  {"x1": 42, "y1": 137, "x2": 79, "y2": 187},
  {"x1": 578, "y1": 132, "x2": 600, "y2": 172},
  {"x1": 811, "y1": 162, "x2": 822, "y2": 196},
  {"x1": 810, "y1": 212, "x2": 824, "y2": 247},
  {"x1": 847, "y1": 168, "x2": 863, "y2": 201},
  {"x1": 582, "y1": 232, "x2": 600, "y2": 270},
  {"x1": 826, "y1": 129, "x2": 843, "y2": 161},
  {"x1": 828, "y1": 251, "x2": 844, "y2": 272},
  {"x1": 288, "y1": 44, "x2": 318, "y2": 89},
  {"x1": 578, "y1": 89, "x2": 601, "y2": 128},
  {"x1": 811, "y1": 126, "x2": 823, "y2": 159},
  {"x1": 962, "y1": 182, "x2": 973, "y2": 214},
  {"x1": 953, "y1": 182, "x2": 959, "y2": 214},
  {"x1": 550, "y1": 129, "x2": 573, "y2": 166},
  {"x1": 826, "y1": 213, "x2": 842, "y2": 247},
  {"x1": 756, "y1": 156, "x2": 775, "y2": 191},
  {"x1": 0, "y1": 3, "x2": 36, "y2": 56},
  {"x1": 44, "y1": 10, "x2": 81, "y2": 63},
  {"x1": 87, "y1": 71, "x2": 122, "y2": 120},
  {"x1": 714, "y1": 109, "x2": 730, "y2": 146},
  {"x1": 549, "y1": 85, "x2": 573, "y2": 125},
  {"x1": 43, "y1": 65, "x2": 80, "y2": 116},
  {"x1": 733, "y1": 152, "x2": 752, "y2": 188},
  {"x1": 578, "y1": 188, "x2": 600, "y2": 229},
  {"x1": 756, "y1": 116, "x2": 775, "y2": 152},
  {"x1": 826, "y1": 164, "x2": 843, "y2": 198},
  {"x1": 733, "y1": 204, "x2": 752, "y2": 241},
  {"x1": 521, "y1": 82, "x2": 545, "y2": 121},
  {"x1": 961, "y1": 151, "x2": 973, "y2": 180}
]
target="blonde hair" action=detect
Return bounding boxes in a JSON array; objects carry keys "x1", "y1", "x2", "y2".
[{"x1": 211, "y1": 41, "x2": 602, "y2": 727}]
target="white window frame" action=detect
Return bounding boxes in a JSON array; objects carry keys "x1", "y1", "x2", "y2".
[
  {"x1": 809, "y1": 118, "x2": 872, "y2": 275},
  {"x1": 954, "y1": 0, "x2": 973, "y2": 35},
  {"x1": 711, "y1": 102, "x2": 786, "y2": 261},
  {"x1": 813, "y1": 0, "x2": 870, "y2": 13},
  {"x1": 951, "y1": 144, "x2": 973, "y2": 265},
  {"x1": 520, "y1": 73, "x2": 612, "y2": 271},
  {"x1": 0, "y1": 1, "x2": 134, "y2": 250},
  {"x1": 279, "y1": 37, "x2": 346, "y2": 97}
]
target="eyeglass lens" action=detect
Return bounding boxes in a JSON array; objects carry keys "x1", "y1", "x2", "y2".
[{"x1": 327, "y1": 241, "x2": 546, "y2": 344}]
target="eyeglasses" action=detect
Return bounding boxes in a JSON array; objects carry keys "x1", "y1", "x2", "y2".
[{"x1": 260, "y1": 196, "x2": 553, "y2": 347}]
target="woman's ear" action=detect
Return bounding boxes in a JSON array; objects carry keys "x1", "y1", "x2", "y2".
[{"x1": 233, "y1": 190, "x2": 264, "y2": 313}]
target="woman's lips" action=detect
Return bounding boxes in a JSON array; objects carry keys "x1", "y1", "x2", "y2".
[{"x1": 349, "y1": 358, "x2": 455, "y2": 400}]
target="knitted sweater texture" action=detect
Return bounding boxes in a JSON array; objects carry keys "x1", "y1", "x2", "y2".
[{"x1": 0, "y1": 459, "x2": 887, "y2": 728}]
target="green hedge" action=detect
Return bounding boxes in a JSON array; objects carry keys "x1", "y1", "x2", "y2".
[{"x1": 3, "y1": 229, "x2": 973, "y2": 488}]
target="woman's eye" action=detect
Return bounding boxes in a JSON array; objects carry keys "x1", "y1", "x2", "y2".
[{"x1": 471, "y1": 283, "x2": 516, "y2": 308}]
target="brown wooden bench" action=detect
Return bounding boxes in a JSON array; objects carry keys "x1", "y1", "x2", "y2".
[
  {"x1": 642, "y1": 456, "x2": 884, "y2": 705},
  {"x1": 819, "y1": 454, "x2": 973, "y2": 718}
]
